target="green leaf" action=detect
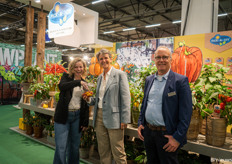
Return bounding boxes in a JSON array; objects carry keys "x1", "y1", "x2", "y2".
[
  {"x1": 208, "y1": 92, "x2": 219, "y2": 100},
  {"x1": 205, "y1": 83, "x2": 212, "y2": 90},
  {"x1": 209, "y1": 77, "x2": 216, "y2": 83}
]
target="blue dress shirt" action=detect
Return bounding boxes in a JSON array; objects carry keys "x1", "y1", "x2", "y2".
[{"x1": 145, "y1": 70, "x2": 170, "y2": 126}]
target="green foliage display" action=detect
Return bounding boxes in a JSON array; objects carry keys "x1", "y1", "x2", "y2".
[
  {"x1": 44, "y1": 73, "x2": 62, "y2": 90},
  {"x1": 194, "y1": 63, "x2": 231, "y2": 105},
  {"x1": 33, "y1": 114, "x2": 49, "y2": 127},
  {"x1": 54, "y1": 92, "x2": 60, "y2": 102},
  {"x1": 22, "y1": 112, "x2": 34, "y2": 125},
  {"x1": 29, "y1": 83, "x2": 50, "y2": 100},
  {"x1": 17, "y1": 65, "x2": 43, "y2": 83}
]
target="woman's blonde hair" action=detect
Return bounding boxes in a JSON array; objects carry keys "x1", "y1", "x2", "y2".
[{"x1": 68, "y1": 57, "x2": 87, "y2": 78}]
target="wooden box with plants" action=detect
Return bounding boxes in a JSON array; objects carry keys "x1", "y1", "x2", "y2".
[{"x1": 193, "y1": 63, "x2": 232, "y2": 146}]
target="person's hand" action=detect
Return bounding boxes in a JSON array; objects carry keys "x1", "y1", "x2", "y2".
[
  {"x1": 121, "y1": 123, "x2": 127, "y2": 129},
  {"x1": 82, "y1": 94, "x2": 90, "y2": 102},
  {"x1": 81, "y1": 81, "x2": 89, "y2": 91},
  {"x1": 137, "y1": 125, "x2": 144, "y2": 141},
  {"x1": 163, "y1": 135, "x2": 180, "y2": 152},
  {"x1": 81, "y1": 126, "x2": 87, "y2": 131}
]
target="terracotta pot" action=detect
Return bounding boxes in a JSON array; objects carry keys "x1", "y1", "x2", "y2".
[
  {"x1": 26, "y1": 124, "x2": 33, "y2": 135},
  {"x1": 33, "y1": 126, "x2": 43, "y2": 138}
]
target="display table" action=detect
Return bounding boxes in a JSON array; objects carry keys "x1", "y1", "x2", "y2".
[{"x1": 17, "y1": 103, "x2": 232, "y2": 159}]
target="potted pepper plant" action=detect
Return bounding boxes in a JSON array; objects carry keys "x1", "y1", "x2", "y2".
[
  {"x1": 194, "y1": 63, "x2": 231, "y2": 146},
  {"x1": 33, "y1": 113, "x2": 48, "y2": 138},
  {"x1": 22, "y1": 112, "x2": 34, "y2": 135}
]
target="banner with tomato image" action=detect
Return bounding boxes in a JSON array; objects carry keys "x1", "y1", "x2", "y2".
[{"x1": 171, "y1": 41, "x2": 203, "y2": 83}]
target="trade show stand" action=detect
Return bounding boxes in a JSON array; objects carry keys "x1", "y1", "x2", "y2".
[{"x1": 12, "y1": 103, "x2": 232, "y2": 160}]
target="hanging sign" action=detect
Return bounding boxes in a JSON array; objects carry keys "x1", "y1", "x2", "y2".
[{"x1": 48, "y1": 2, "x2": 74, "y2": 38}]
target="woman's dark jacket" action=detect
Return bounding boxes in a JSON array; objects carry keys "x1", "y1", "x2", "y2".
[{"x1": 54, "y1": 72, "x2": 89, "y2": 131}]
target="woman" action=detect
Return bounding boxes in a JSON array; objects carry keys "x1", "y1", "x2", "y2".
[
  {"x1": 53, "y1": 57, "x2": 89, "y2": 164},
  {"x1": 84, "y1": 49, "x2": 131, "y2": 164}
]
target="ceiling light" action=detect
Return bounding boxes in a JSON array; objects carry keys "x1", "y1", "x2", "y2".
[
  {"x1": 104, "y1": 31, "x2": 115, "y2": 34},
  {"x1": 34, "y1": 0, "x2": 41, "y2": 3},
  {"x1": 218, "y1": 13, "x2": 227, "y2": 17},
  {"x1": 92, "y1": 0, "x2": 105, "y2": 4},
  {"x1": 71, "y1": 48, "x2": 77, "y2": 50},
  {"x1": 70, "y1": 57, "x2": 74, "y2": 60},
  {"x1": 62, "y1": 49, "x2": 68, "y2": 51},
  {"x1": 123, "y1": 27, "x2": 136, "y2": 31},
  {"x1": 2, "y1": 27, "x2": 9, "y2": 31},
  {"x1": 172, "y1": 20, "x2": 182, "y2": 24},
  {"x1": 83, "y1": 13, "x2": 86, "y2": 16},
  {"x1": 83, "y1": 56, "x2": 89, "y2": 60},
  {"x1": 20, "y1": 45, "x2": 25, "y2": 47},
  {"x1": 145, "y1": 24, "x2": 161, "y2": 28}
]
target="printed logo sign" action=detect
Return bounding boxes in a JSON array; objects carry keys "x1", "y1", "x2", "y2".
[
  {"x1": 210, "y1": 34, "x2": 231, "y2": 46},
  {"x1": 48, "y1": 2, "x2": 74, "y2": 38}
]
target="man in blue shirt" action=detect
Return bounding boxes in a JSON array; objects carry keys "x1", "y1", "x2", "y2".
[{"x1": 138, "y1": 46, "x2": 192, "y2": 164}]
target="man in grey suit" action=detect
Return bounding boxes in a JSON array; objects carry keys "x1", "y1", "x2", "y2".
[{"x1": 84, "y1": 49, "x2": 131, "y2": 164}]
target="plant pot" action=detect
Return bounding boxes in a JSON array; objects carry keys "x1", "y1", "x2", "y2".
[
  {"x1": 33, "y1": 126, "x2": 44, "y2": 138},
  {"x1": 29, "y1": 97, "x2": 36, "y2": 106},
  {"x1": 36, "y1": 99, "x2": 43, "y2": 107},
  {"x1": 22, "y1": 83, "x2": 31, "y2": 94},
  {"x1": 127, "y1": 160, "x2": 136, "y2": 164},
  {"x1": 199, "y1": 118, "x2": 206, "y2": 135},
  {"x1": 206, "y1": 117, "x2": 226, "y2": 147},
  {"x1": 187, "y1": 109, "x2": 200, "y2": 140},
  {"x1": 26, "y1": 124, "x2": 33, "y2": 135},
  {"x1": 131, "y1": 106, "x2": 140, "y2": 128},
  {"x1": 79, "y1": 147, "x2": 89, "y2": 159}
]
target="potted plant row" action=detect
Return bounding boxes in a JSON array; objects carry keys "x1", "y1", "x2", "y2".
[
  {"x1": 22, "y1": 112, "x2": 49, "y2": 138},
  {"x1": 190, "y1": 63, "x2": 232, "y2": 146}
]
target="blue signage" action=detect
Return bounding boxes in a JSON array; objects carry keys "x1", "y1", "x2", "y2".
[
  {"x1": 210, "y1": 34, "x2": 231, "y2": 46},
  {"x1": 48, "y1": 2, "x2": 74, "y2": 26}
]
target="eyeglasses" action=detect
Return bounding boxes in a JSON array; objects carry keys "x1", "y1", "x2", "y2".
[{"x1": 155, "y1": 56, "x2": 170, "y2": 61}]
